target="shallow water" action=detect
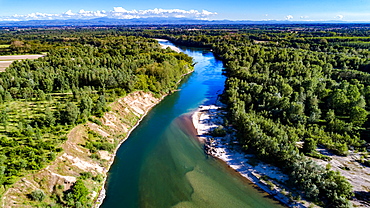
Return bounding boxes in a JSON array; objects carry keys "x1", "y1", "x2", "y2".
[{"x1": 101, "y1": 41, "x2": 284, "y2": 208}]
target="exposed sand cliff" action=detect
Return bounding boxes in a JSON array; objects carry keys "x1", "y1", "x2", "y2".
[{"x1": 2, "y1": 91, "x2": 162, "y2": 207}]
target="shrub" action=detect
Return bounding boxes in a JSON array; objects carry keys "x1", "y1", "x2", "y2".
[
  {"x1": 29, "y1": 189, "x2": 46, "y2": 201},
  {"x1": 92, "y1": 174, "x2": 104, "y2": 183},
  {"x1": 79, "y1": 172, "x2": 93, "y2": 180},
  {"x1": 302, "y1": 137, "x2": 317, "y2": 153},
  {"x1": 363, "y1": 159, "x2": 370, "y2": 167},
  {"x1": 210, "y1": 126, "x2": 227, "y2": 137},
  {"x1": 64, "y1": 179, "x2": 89, "y2": 206},
  {"x1": 90, "y1": 153, "x2": 100, "y2": 160},
  {"x1": 88, "y1": 117, "x2": 102, "y2": 126}
]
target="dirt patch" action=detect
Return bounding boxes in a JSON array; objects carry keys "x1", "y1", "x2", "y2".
[
  {"x1": 0, "y1": 61, "x2": 12, "y2": 72},
  {"x1": 253, "y1": 40, "x2": 270, "y2": 44},
  {"x1": 98, "y1": 151, "x2": 111, "y2": 161},
  {"x1": 0, "y1": 55, "x2": 44, "y2": 60},
  {"x1": 0, "y1": 54, "x2": 44, "y2": 72}
]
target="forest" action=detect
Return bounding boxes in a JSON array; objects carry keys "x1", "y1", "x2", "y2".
[
  {"x1": 0, "y1": 29, "x2": 193, "y2": 207},
  {"x1": 0, "y1": 25, "x2": 370, "y2": 207}
]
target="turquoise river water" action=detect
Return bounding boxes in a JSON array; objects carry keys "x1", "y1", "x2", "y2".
[{"x1": 101, "y1": 40, "x2": 285, "y2": 208}]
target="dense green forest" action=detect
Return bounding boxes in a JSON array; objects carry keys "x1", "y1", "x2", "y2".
[
  {"x1": 134, "y1": 25, "x2": 370, "y2": 207},
  {"x1": 0, "y1": 29, "x2": 193, "y2": 206}
]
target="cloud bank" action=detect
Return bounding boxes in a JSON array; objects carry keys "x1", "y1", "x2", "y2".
[{"x1": 0, "y1": 7, "x2": 217, "y2": 21}]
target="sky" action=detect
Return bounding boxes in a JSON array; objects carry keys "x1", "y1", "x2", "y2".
[{"x1": 0, "y1": 0, "x2": 370, "y2": 22}]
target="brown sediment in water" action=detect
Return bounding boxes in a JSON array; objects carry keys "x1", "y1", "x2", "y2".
[
  {"x1": 174, "y1": 112, "x2": 286, "y2": 207},
  {"x1": 216, "y1": 157, "x2": 283, "y2": 201},
  {"x1": 175, "y1": 113, "x2": 199, "y2": 140}
]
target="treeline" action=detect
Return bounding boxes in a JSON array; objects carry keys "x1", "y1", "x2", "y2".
[
  {"x1": 219, "y1": 40, "x2": 361, "y2": 207},
  {"x1": 152, "y1": 29, "x2": 370, "y2": 207},
  {"x1": 0, "y1": 31, "x2": 193, "y2": 191}
]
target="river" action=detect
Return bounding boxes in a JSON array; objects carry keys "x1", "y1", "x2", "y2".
[{"x1": 101, "y1": 40, "x2": 284, "y2": 208}]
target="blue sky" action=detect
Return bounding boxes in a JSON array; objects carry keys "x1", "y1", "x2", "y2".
[{"x1": 1, "y1": 0, "x2": 370, "y2": 21}]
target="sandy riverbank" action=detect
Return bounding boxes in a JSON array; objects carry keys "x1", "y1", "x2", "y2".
[
  {"x1": 191, "y1": 104, "x2": 309, "y2": 208},
  {"x1": 155, "y1": 38, "x2": 182, "y2": 53}
]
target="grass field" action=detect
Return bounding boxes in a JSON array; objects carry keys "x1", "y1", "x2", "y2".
[
  {"x1": 0, "y1": 45, "x2": 10, "y2": 48},
  {"x1": 0, "y1": 94, "x2": 69, "y2": 138}
]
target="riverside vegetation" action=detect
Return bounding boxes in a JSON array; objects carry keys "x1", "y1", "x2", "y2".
[
  {"x1": 0, "y1": 29, "x2": 193, "y2": 207},
  {"x1": 136, "y1": 25, "x2": 370, "y2": 207}
]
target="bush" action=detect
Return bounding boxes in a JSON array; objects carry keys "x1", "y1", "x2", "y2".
[
  {"x1": 99, "y1": 142, "x2": 114, "y2": 152},
  {"x1": 363, "y1": 159, "x2": 370, "y2": 167},
  {"x1": 29, "y1": 189, "x2": 46, "y2": 201},
  {"x1": 88, "y1": 117, "x2": 102, "y2": 126},
  {"x1": 92, "y1": 174, "x2": 104, "y2": 183},
  {"x1": 79, "y1": 172, "x2": 93, "y2": 180},
  {"x1": 64, "y1": 179, "x2": 89, "y2": 206},
  {"x1": 210, "y1": 126, "x2": 227, "y2": 137},
  {"x1": 86, "y1": 141, "x2": 114, "y2": 152},
  {"x1": 302, "y1": 137, "x2": 317, "y2": 153},
  {"x1": 266, "y1": 180, "x2": 275, "y2": 191},
  {"x1": 89, "y1": 153, "x2": 100, "y2": 160}
]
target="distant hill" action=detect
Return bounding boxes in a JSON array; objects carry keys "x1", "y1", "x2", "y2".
[{"x1": 0, "y1": 17, "x2": 358, "y2": 27}]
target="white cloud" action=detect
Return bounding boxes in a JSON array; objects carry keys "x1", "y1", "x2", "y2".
[
  {"x1": 64, "y1": 10, "x2": 74, "y2": 16},
  {"x1": 300, "y1": 16, "x2": 309, "y2": 19},
  {"x1": 201, "y1": 10, "x2": 214, "y2": 16},
  {"x1": 0, "y1": 7, "x2": 217, "y2": 21},
  {"x1": 285, "y1": 15, "x2": 293, "y2": 20},
  {"x1": 113, "y1": 7, "x2": 128, "y2": 13},
  {"x1": 335, "y1": 14, "x2": 344, "y2": 20}
]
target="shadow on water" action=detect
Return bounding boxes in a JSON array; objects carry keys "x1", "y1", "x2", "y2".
[{"x1": 101, "y1": 40, "x2": 285, "y2": 208}]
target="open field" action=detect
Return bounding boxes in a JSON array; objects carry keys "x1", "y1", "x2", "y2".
[
  {"x1": 0, "y1": 54, "x2": 45, "y2": 60},
  {"x1": 0, "y1": 61, "x2": 12, "y2": 72},
  {"x1": 0, "y1": 54, "x2": 45, "y2": 71}
]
